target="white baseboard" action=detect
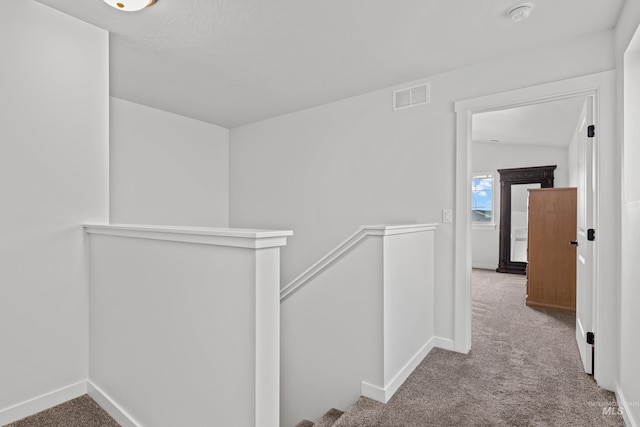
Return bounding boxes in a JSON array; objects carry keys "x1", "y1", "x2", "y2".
[
  {"x1": 433, "y1": 336, "x2": 455, "y2": 351},
  {"x1": 87, "y1": 381, "x2": 143, "y2": 427},
  {"x1": 0, "y1": 379, "x2": 142, "y2": 427},
  {"x1": 362, "y1": 337, "x2": 435, "y2": 404},
  {"x1": 0, "y1": 380, "x2": 87, "y2": 426},
  {"x1": 360, "y1": 380, "x2": 387, "y2": 403},
  {"x1": 471, "y1": 264, "x2": 496, "y2": 271},
  {"x1": 617, "y1": 386, "x2": 638, "y2": 427}
]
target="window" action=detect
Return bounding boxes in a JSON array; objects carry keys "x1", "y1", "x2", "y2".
[{"x1": 472, "y1": 172, "x2": 495, "y2": 228}]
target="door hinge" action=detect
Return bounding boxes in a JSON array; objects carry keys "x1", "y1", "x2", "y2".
[
  {"x1": 587, "y1": 332, "x2": 595, "y2": 345},
  {"x1": 587, "y1": 125, "x2": 595, "y2": 138},
  {"x1": 588, "y1": 228, "x2": 595, "y2": 241}
]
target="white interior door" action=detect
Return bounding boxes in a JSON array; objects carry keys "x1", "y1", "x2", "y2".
[{"x1": 575, "y1": 97, "x2": 596, "y2": 374}]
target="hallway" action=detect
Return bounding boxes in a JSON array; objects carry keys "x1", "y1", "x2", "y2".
[{"x1": 332, "y1": 269, "x2": 623, "y2": 426}]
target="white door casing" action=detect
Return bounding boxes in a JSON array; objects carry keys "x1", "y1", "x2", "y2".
[{"x1": 454, "y1": 71, "x2": 617, "y2": 389}]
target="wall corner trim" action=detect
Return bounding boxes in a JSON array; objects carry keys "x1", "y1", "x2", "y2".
[
  {"x1": 433, "y1": 337, "x2": 456, "y2": 351},
  {"x1": 87, "y1": 381, "x2": 143, "y2": 427}
]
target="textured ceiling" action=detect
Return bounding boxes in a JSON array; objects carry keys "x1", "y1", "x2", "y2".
[
  {"x1": 34, "y1": 0, "x2": 624, "y2": 128},
  {"x1": 472, "y1": 96, "x2": 587, "y2": 147}
]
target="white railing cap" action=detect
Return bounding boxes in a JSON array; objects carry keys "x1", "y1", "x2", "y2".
[
  {"x1": 84, "y1": 223, "x2": 293, "y2": 249},
  {"x1": 360, "y1": 223, "x2": 438, "y2": 235}
]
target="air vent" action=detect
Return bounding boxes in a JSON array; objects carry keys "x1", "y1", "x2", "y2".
[{"x1": 393, "y1": 83, "x2": 430, "y2": 111}]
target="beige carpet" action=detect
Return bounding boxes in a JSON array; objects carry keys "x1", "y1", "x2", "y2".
[
  {"x1": 332, "y1": 269, "x2": 624, "y2": 426},
  {"x1": 3, "y1": 395, "x2": 119, "y2": 427}
]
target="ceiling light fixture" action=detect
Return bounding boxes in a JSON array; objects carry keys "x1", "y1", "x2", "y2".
[
  {"x1": 103, "y1": 0, "x2": 157, "y2": 12},
  {"x1": 508, "y1": 2, "x2": 534, "y2": 22}
]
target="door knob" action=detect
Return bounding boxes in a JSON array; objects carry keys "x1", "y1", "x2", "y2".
[{"x1": 569, "y1": 241, "x2": 578, "y2": 246}]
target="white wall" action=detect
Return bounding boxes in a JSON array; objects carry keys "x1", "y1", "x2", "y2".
[
  {"x1": 230, "y1": 29, "x2": 614, "y2": 341},
  {"x1": 110, "y1": 97, "x2": 229, "y2": 227},
  {"x1": 615, "y1": 2, "x2": 640, "y2": 425},
  {"x1": 0, "y1": 1, "x2": 108, "y2": 422},
  {"x1": 471, "y1": 142, "x2": 570, "y2": 269}
]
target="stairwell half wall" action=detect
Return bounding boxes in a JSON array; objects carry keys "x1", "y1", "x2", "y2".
[{"x1": 280, "y1": 224, "x2": 437, "y2": 427}]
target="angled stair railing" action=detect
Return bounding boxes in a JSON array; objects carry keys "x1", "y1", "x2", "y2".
[
  {"x1": 280, "y1": 224, "x2": 431, "y2": 302},
  {"x1": 280, "y1": 227, "x2": 367, "y2": 302}
]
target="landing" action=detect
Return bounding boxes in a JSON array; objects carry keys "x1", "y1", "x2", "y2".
[{"x1": 333, "y1": 269, "x2": 623, "y2": 426}]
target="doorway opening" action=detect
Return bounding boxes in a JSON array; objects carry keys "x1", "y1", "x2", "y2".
[
  {"x1": 468, "y1": 94, "x2": 590, "y2": 361},
  {"x1": 454, "y1": 72, "x2": 617, "y2": 389}
]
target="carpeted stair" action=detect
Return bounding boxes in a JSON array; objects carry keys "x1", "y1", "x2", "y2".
[
  {"x1": 295, "y1": 408, "x2": 345, "y2": 427},
  {"x1": 331, "y1": 397, "x2": 383, "y2": 426},
  {"x1": 295, "y1": 397, "x2": 386, "y2": 427}
]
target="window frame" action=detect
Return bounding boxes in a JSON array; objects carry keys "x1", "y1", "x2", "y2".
[{"x1": 471, "y1": 171, "x2": 496, "y2": 230}]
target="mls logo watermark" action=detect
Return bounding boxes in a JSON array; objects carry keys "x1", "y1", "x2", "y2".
[
  {"x1": 593, "y1": 399, "x2": 640, "y2": 417},
  {"x1": 602, "y1": 406, "x2": 624, "y2": 416}
]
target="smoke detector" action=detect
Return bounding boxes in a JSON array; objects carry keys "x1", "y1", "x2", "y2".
[{"x1": 508, "y1": 2, "x2": 534, "y2": 22}]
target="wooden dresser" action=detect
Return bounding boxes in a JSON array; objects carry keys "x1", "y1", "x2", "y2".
[{"x1": 526, "y1": 187, "x2": 577, "y2": 312}]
